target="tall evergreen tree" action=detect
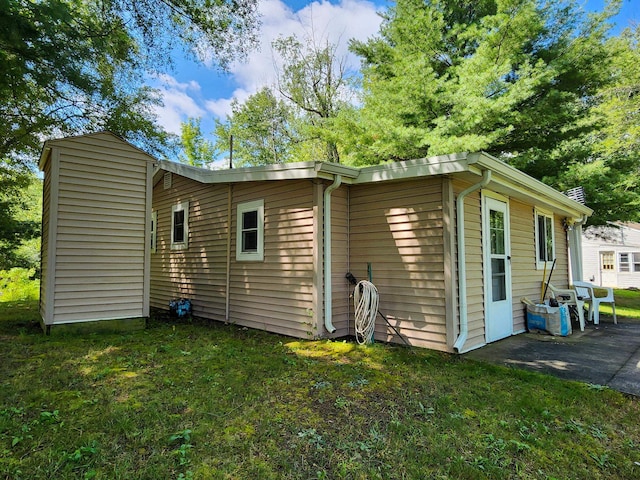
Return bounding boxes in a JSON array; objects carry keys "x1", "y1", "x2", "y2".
[{"x1": 348, "y1": 0, "x2": 614, "y2": 170}]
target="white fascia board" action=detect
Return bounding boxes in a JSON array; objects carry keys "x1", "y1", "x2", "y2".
[
  {"x1": 473, "y1": 152, "x2": 593, "y2": 219},
  {"x1": 354, "y1": 153, "x2": 472, "y2": 184},
  {"x1": 154, "y1": 159, "x2": 360, "y2": 185}
]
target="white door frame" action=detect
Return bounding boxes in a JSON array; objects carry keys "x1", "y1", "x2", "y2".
[{"x1": 482, "y1": 191, "x2": 513, "y2": 343}]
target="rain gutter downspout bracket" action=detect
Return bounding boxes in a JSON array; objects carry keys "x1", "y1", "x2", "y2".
[
  {"x1": 453, "y1": 169, "x2": 492, "y2": 353},
  {"x1": 323, "y1": 175, "x2": 342, "y2": 334}
]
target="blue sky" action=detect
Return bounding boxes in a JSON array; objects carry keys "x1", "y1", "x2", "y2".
[{"x1": 149, "y1": 0, "x2": 638, "y2": 141}]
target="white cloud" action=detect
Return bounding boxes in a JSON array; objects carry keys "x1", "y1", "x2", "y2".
[
  {"x1": 153, "y1": 0, "x2": 383, "y2": 130},
  {"x1": 228, "y1": 0, "x2": 383, "y2": 99},
  {"x1": 150, "y1": 74, "x2": 207, "y2": 134}
]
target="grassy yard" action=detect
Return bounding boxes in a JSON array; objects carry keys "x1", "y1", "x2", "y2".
[
  {"x1": 1, "y1": 300, "x2": 639, "y2": 479},
  {"x1": 598, "y1": 288, "x2": 640, "y2": 319}
]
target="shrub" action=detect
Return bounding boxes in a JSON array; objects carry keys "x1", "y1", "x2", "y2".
[{"x1": 0, "y1": 268, "x2": 40, "y2": 302}]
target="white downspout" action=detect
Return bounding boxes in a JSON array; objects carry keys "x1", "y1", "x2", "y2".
[
  {"x1": 453, "y1": 169, "x2": 492, "y2": 353},
  {"x1": 568, "y1": 214, "x2": 588, "y2": 284},
  {"x1": 324, "y1": 175, "x2": 342, "y2": 334}
]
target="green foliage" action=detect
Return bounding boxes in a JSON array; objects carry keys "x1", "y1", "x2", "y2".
[
  {"x1": 347, "y1": 0, "x2": 614, "y2": 166},
  {"x1": 214, "y1": 87, "x2": 298, "y2": 166},
  {"x1": 0, "y1": 268, "x2": 40, "y2": 302},
  {"x1": 559, "y1": 24, "x2": 640, "y2": 225},
  {"x1": 273, "y1": 35, "x2": 355, "y2": 163},
  {"x1": 0, "y1": 0, "x2": 260, "y2": 162},
  {"x1": 178, "y1": 118, "x2": 216, "y2": 167},
  {"x1": 0, "y1": 168, "x2": 41, "y2": 270}
]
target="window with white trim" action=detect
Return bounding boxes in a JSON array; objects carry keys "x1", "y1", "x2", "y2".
[
  {"x1": 236, "y1": 200, "x2": 264, "y2": 261},
  {"x1": 171, "y1": 202, "x2": 189, "y2": 250},
  {"x1": 150, "y1": 211, "x2": 157, "y2": 253},
  {"x1": 620, "y1": 252, "x2": 640, "y2": 273},
  {"x1": 535, "y1": 208, "x2": 555, "y2": 268}
]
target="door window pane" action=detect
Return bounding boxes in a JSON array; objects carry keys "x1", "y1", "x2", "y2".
[
  {"x1": 490, "y1": 209, "x2": 505, "y2": 255},
  {"x1": 491, "y1": 258, "x2": 506, "y2": 301}
]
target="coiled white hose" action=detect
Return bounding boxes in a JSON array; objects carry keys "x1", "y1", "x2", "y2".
[{"x1": 354, "y1": 280, "x2": 378, "y2": 344}]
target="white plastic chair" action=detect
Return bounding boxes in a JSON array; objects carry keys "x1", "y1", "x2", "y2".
[
  {"x1": 573, "y1": 281, "x2": 617, "y2": 325},
  {"x1": 545, "y1": 282, "x2": 586, "y2": 332}
]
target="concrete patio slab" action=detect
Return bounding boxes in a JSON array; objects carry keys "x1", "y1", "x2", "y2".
[{"x1": 464, "y1": 319, "x2": 640, "y2": 396}]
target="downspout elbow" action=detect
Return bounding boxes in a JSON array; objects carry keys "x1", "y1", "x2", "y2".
[
  {"x1": 323, "y1": 175, "x2": 342, "y2": 334},
  {"x1": 453, "y1": 169, "x2": 492, "y2": 353}
]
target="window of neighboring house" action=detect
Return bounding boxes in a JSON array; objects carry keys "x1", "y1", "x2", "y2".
[
  {"x1": 535, "y1": 209, "x2": 555, "y2": 268},
  {"x1": 621, "y1": 252, "x2": 640, "y2": 272},
  {"x1": 150, "y1": 211, "x2": 157, "y2": 253},
  {"x1": 600, "y1": 251, "x2": 614, "y2": 270},
  {"x1": 171, "y1": 202, "x2": 189, "y2": 250},
  {"x1": 236, "y1": 200, "x2": 264, "y2": 261}
]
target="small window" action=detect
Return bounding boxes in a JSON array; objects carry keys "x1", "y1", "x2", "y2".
[
  {"x1": 535, "y1": 209, "x2": 555, "y2": 269},
  {"x1": 236, "y1": 200, "x2": 264, "y2": 261},
  {"x1": 171, "y1": 202, "x2": 189, "y2": 250},
  {"x1": 634, "y1": 253, "x2": 640, "y2": 272},
  {"x1": 600, "y1": 251, "x2": 614, "y2": 270},
  {"x1": 150, "y1": 211, "x2": 157, "y2": 253},
  {"x1": 619, "y1": 253, "x2": 630, "y2": 272}
]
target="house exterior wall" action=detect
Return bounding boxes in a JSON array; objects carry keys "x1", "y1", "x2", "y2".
[
  {"x1": 230, "y1": 181, "x2": 318, "y2": 338},
  {"x1": 40, "y1": 133, "x2": 153, "y2": 325},
  {"x1": 509, "y1": 199, "x2": 570, "y2": 332},
  {"x1": 452, "y1": 181, "x2": 572, "y2": 350},
  {"x1": 453, "y1": 181, "x2": 485, "y2": 350},
  {"x1": 39, "y1": 150, "x2": 52, "y2": 322},
  {"x1": 583, "y1": 224, "x2": 640, "y2": 288},
  {"x1": 330, "y1": 185, "x2": 351, "y2": 337},
  {"x1": 348, "y1": 178, "x2": 449, "y2": 351},
  {"x1": 150, "y1": 174, "x2": 229, "y2": 319},
  {"x1": 150, "y1": 176, "x2": 320, "y2": 339}
]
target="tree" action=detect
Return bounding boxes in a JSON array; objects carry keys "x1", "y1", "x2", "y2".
[
  {"x1": 273, "y1": 35, "x2": 355, "y2": 163},
  {"x1": 0, "y1": 0, "x2": 260, "y2": 162},
  {"x1": 0, "y1": 0, "x2": 259, "y2": 270},
  {"x1": 555, "y1": 24, "x2": 640, "y2": 225},
  {"x1": 0, "y1": 166, "x2": 40, "y2": 270},
  {"x1": 348, "y1": 0, "x2": 614, "y2": 168},
  {"x1": 213, "y1": 87, "x2": 297, "y2": 167},
  {"x1": 179, "y1": 117, "x2": 216, "y2": 167}
]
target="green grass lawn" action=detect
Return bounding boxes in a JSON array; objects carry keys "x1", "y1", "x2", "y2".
[
  {"x1": 1, "y1": 300, "x2": 640, "y2": 479},
  {"x1": 597, "y1": 289, "x2": 640, "y2": 320}
]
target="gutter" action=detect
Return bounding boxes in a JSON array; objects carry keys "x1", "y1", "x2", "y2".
[
  {"x1": 453, "y1": 169, "x2": 492, "y2": 353},
  {"x1": 323, "y1": 175, "x2": 342, "y2": 334}
]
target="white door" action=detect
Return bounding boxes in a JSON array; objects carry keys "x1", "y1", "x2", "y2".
[{"x1": 482, "y1": 194, "x2": 513, "y2": 343}]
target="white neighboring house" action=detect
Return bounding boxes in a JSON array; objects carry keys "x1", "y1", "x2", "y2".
[{"x1": 583, "y1": 222, "x2": 640, "y2": 288}]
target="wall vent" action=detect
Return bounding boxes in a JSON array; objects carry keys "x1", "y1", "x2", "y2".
[{"x1": 163, "y1": 172, "x2": 172, "y2": 190}]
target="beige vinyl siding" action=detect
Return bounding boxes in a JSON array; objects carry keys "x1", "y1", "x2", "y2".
[
  {"x1": 150, "y1": 174, "x2": 228, "y2": 320},
  {"x1": 509, "y1": 199, "x2": 538, "y2": 332},
  {"x1": 349, "y1": 178, "x2": 448, "y2": 351},
  {"x1": 509, "y1": 200, "x2": 569, "y2": 332},
  {"x1": 39, "y1": 151, "x2": 52, "y2": 321},
  {"x1": 151, "y1": 177, "x2": 318, "y2": 339},
  {"x1": 551, "y1": 216, "x2": 570, "y2": 288},
  {"x1": 330, "y1": 185, "x2": 350, "y2": 337},
  {"x1": 46, "y1": 133, "x2": 152, "y2": 324},
  {"x1": 229, "y1": 181, "x2": 317, "y2": 338},
  {"x1": 454, "y1": 181, "x2": 485, "y2": 350}
]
